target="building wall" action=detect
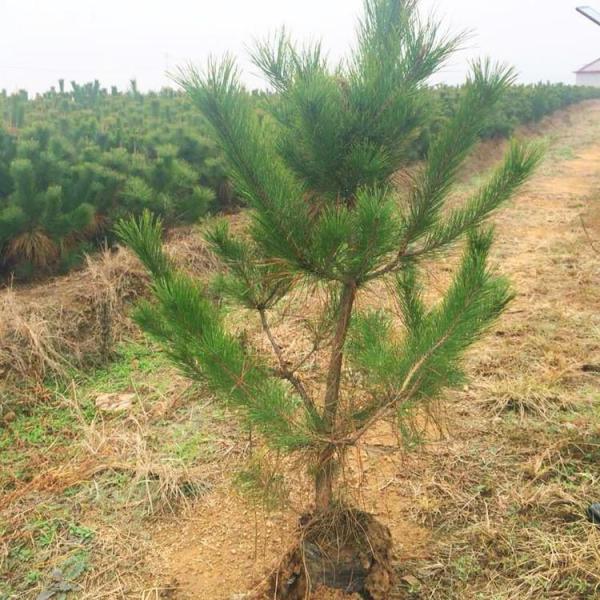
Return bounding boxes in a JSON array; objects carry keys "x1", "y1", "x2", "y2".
[{"x1": 576, "y1": 72, "x2": 600, "y2": 87}]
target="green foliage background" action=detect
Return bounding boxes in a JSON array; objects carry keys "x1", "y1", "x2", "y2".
[
  {"x1": 1, "y1": 79, "x2": 598, "y2": 279},
  {"x1": 0, "y1": 81, "x2": 232, "y2": 278}
]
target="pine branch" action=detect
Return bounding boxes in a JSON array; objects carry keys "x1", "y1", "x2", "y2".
[
  {"x1": 258, "y1": 307, "x2": 318, "y2": 418},
  {"x1": 411, "y1": 140, "x2": 544, "y2": 256},
  {"x1": 250, "y1": 28, "x2": 295, "y2": 93},
  {"x1": 347, "y1": 228, "x2": 512, "y2": 432},
  {"x1": 173, "y1": 60, "x2": 316, "y2": 277},
  {"x1": 403, "y1": 59, "x2": 516, "y2": 242},
  {"x1": 365, "y1": 60, "x2": 518, "y2": 281},
  {"x1": 206, "y1": 219, "x2": 292, "y2": 309},
  {"x1": 354, "y1": 0, "x2": 465, "y2": 87},
  {"x1": 116, "y1": 212, "x2": 314, "y2": 450},
  {"x1": 113, "y1": 210, "x2": 170, "y2": 279},
  {"x1": 395, "y1": 264, "x2": 425, "y2": 332}
]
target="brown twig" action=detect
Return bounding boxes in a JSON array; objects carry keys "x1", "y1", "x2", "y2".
[
  {"x1": 580, "y1": 214, "x2": 600, "y2": 255},
  {"x1": 258, "y1": 308, "x2": 318, "y2": 417}
]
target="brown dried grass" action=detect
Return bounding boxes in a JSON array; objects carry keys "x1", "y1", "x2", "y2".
[
  {"x1": 0, "y1": 286, "x2": 70, "y2": 379},
  {"x1": 399, "y1": 418, "x2": 600, "y2": 599},
  {"x1": 5, "y1": 230, "x2": 59, "y2": 268},
  {"x1": 0, "y1": 226, "x2": 222, "y2": 383},
  {"x1": 0, "y1": 246, "x2": 147, "y2": 380}
]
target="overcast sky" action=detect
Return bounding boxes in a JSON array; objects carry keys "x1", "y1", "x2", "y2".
[{"x1": 1, "y1": 0, "x2": 599, "y2": 94}]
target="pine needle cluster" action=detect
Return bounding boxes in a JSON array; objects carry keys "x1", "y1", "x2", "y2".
[{"x1": 117, "y1": 0, "x2": 542, "y2": 512}]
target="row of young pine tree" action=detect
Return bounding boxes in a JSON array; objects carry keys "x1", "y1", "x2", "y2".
[
  {"x1": 1, "y1": 80, "x2": 599, "y2": 279},
  {"x1": 0, "y1": 83, "x2": 232, "y2": 278}
]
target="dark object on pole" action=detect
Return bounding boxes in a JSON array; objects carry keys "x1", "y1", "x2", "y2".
[
  {"x1": 577, "y1": 6, "x2": 600, "y2": 26},
  {"x1": 586, "y1": 503, "x2": 600, "y2": 524}
]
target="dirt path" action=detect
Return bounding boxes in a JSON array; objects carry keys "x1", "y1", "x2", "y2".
[{"x1": 145, "y1": 102, "x2": 600, "y2": 599}]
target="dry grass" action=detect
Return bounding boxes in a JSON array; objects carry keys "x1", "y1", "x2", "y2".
[
  {"x1": 0, "y1": 286, "x2": 70, "y2": 380},
  {"x1": 83, "y1": 246, "x2": 148, "y2": 360},
  {"x1": 476, "y1": 375, "x2": 577, "y2": 420},
  {"x1": 397, "y1": 412, "x2": 600, "y2": 599},
  {"x1": 0, "y1": 354, "x2": 230, "y2": 599},
  {"x1": 0, "y1": 225, "x2": 222, "y2": 383},
  {"x1": 69, "y1": 387, "x2": 215, "y2": 515},
  {"x1": 0, "y1": 246, "x2": 147, "y2": 381},
  {"x1": 164, "y1": 223, "x2": 222, "y2": 277},
  {"x1": 5, "y1": 230, "x2": 59, "y2": 268}
]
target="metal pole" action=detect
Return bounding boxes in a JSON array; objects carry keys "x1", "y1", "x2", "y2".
[{"x1": 577, "y1": 6, "x2": 600, "y2": 26}]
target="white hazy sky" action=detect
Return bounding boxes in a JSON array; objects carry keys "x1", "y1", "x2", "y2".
[{"x1": 0, "y1": 0, "x2": 599, "y2": 94}]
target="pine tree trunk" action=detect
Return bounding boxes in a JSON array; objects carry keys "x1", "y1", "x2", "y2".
[
  {"x1": 315, "y1": 282, "x2": 356, "y2": 512},
  {"x1": 315, "y1": 446, "x2": 335, "y2": 512}
]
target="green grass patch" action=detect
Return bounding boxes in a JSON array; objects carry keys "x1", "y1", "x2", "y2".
[{"x1": 73, "y1": 341, "x2": 171, "y2": 394}]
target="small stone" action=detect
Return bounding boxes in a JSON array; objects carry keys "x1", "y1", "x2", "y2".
[
  {"x1": 401, "y1": 574, "x2": 421, "y2": 588},
  {"x1": 2, "y1": 410, "x2": 16, "y2": 423},
  {"x1": 95, "y1": 392, "x2": 136, "y2": 412},
  {"x1": 586, "y1": 503, "x2": 600, "y2": 524}
]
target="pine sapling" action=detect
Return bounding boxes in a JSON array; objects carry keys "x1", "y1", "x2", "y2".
[{"x1": 116, "y1": 0, "x2": 542, "y2": 595}]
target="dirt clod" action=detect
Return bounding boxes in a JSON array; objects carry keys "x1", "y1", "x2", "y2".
[{"x1": 266, "y1": 509, "x2": 393, "y2": 600}]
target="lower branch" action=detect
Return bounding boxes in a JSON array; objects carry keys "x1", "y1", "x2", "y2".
[{"x1": 259, "y1": 308, "x2": 318, "y2": 417}]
